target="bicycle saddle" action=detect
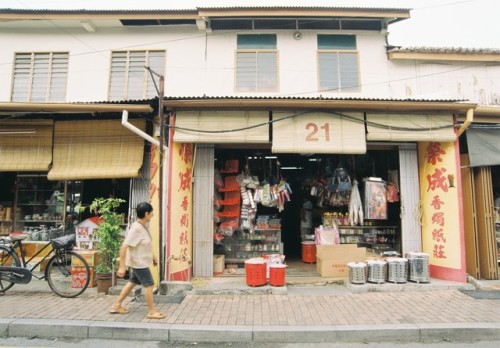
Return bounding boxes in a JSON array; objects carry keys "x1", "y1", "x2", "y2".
[{"x1": 9, "y1": 232, "x2": 30, "y2": 241}]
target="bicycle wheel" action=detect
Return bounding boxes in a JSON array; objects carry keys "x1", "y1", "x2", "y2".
[
  {"x1": 0, "y1": 245, "x2": 21, "y2": 293},
  {"x1": 46, "y1": 250, "x2": 90, "y2": 298}
]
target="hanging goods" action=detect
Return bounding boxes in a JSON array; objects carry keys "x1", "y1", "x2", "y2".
[{"x1": 348, "y1": 180, "x2": 363, "y2": 226}]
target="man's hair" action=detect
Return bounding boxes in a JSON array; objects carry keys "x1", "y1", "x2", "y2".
[{"x1": 136, "y1": 202, "x2": 153, "y2": 218}]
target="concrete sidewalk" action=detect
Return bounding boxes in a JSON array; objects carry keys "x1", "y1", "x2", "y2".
[{"x1": 1, "y1": 277, "x2": 500, "y2": 344}]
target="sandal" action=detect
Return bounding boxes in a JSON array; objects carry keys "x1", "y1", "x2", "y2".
[
  {"x1": 146, "y1": 312, "x2": 165, "y2": 319},
  {"x1": 109, "y1": 306, "x2": 129, "y2": 314}
]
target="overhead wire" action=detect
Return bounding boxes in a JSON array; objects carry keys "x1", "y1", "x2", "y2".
[{"x1": 0, "y1": 0, "x2": 497, "y2": 98}]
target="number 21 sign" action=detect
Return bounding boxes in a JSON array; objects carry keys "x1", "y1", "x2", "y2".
[{"x1": 272, "y1": 111, "x2": 366, "y2": 154}]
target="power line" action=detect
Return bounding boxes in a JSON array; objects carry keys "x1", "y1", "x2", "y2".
[{"x1": 1, "y1": 1, "x2": 498, "y2": 99}]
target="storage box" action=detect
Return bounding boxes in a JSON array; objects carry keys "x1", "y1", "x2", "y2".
[
  {"x1": 316, "y1": 244, "x2": 366, "y2": 278},
  {"x1": 213, "y1": 255, "x2": 224, "y2": 275},
  {"x1": 72, "y1": 250, "x2": 101, "y2": 267},
  {"x1": 71, "y1": 266, "x2": 96, "y2": 288}
]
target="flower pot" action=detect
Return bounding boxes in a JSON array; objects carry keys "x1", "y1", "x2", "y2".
[{"x1": 96, "y1": 272, "x2": 113, "y2": 294}]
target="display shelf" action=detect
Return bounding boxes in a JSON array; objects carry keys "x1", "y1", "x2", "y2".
[
  {"x1": 338, "y1": 225, "x2": 397, "y2": 248},
  {"x1": 15, "y1": 175, "x2": 82, "y2": 233},
  {"x1": 221, "y1": 228, "x2": 282, "y2": 263}
]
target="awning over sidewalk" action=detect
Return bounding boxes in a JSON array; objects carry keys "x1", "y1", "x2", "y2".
[
  {"x1": 466, "y1": 125, "x2": 500, "y2": 167},
  {"x1": 48, "y1": 119, "x2": 146, "y2": 180}
]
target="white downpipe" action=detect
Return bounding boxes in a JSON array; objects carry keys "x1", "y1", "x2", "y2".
[{"x1": 121, "y1": 110, "x2": 167, "y2": 151}]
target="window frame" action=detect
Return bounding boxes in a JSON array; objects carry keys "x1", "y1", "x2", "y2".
[
  {"x1": 10, "y1": 51, "x2": 69, "y2": 102},
  {"x1": 108, "y1": 49, "x2": 165, "y2": 101},
  {"x1": 317, "y1": 35, "x2": 361, "y2": 93},
  {"x1": 235, "y1": 34, "x2": 279, "y2": 93}
]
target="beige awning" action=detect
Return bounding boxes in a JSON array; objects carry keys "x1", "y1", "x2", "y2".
[
  {"x1": 48, "y1": 119, "x2": 145, "y2": 180},
  {"x1": 0, "y1": 120, "x2": 53, "y2": 171},
  {"x1": 272, "y1": 111, "x2": 366, "y2": 154},
  {"x1": 173, "y1": 111, "x2": 269, "y2": 143},
  {"x1": 366, "y1": 114, "x2": 456, "y2": 142}
]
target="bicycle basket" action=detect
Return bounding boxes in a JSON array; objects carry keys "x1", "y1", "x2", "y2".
[{"x1": 51, "y1": 234, "x2": 76, "y2": 250}]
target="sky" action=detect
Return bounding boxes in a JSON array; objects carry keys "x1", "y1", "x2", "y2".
[{"x1": 1, "y1": 0, "x2": 499, "y2": 49}]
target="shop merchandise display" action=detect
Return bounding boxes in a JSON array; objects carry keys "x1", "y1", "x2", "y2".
[{"x1": 214, "y1": 159, "x2": 289, "y2": 268}]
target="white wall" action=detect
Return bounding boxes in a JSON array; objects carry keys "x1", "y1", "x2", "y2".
[{"x1": 0, "y1": 24, "x2": 499, "y2": 105}]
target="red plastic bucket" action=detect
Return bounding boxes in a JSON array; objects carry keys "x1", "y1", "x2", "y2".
[
  {"x1": 245, "y1": 261, "x2": 267, "y2": 287},
  {"x1": 269, "y1": 264, "x2": 286, "y2": 287},
  {"x1": 301, "y1": 241, "x2": 316, "y2": 263}
]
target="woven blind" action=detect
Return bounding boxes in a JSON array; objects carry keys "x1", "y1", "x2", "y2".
[
  {"x1": 272, "y1": 111, "x2": 366, "y2": 154},
  {"x1": 366, "y1": 114, "x2": 456, "y2": 142},
  {"x1": 173, "y1": 111, "x2": 269, "y2": 143},
  {"x1": 48, "y1": 119, "x2": 145, "y2": 180},
  {"x1": 0, "y1": 120, "x2": 53, "y2": 171}
]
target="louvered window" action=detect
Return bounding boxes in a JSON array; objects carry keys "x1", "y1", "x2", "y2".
[
  {"x1": 235, "y1": 35, "x2": 278, "y2": 92},
  {"x1": 318, "y1": 35, "x2": 360, "y2": 92},
  {"x1": 109, "y1": 50, "x2": 165, "y2": 101},
  {"x1": 11, "y1": 52, "x2": 69, "y2": 102}
]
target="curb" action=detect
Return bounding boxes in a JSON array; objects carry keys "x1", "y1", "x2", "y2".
[{"x1": 2, "y1": 318, "x2": 500, "y2": 343}]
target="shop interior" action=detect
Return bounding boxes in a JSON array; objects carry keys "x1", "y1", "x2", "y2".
[
  {"x1": 213, "y1": 147, "x2": 403, "y2": 275},
  {"x1": 0, "y1": 173, "x2": 129, "y2": 239}
]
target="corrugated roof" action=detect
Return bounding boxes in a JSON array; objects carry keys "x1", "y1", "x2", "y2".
[
  {"x1": 388, "y1": 46, "x2": 500, "y2": 55},
  {"x1": 163, "y1": 95, "x2": 465, "y2": 102},
  {"x1": 0, "y1": 9, "x2": 197, "y2": 14}
]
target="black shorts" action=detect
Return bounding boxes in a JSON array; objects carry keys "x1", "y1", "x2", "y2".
[{"x1": 129, "y1": 267, "x2": 154, "y2": 288}]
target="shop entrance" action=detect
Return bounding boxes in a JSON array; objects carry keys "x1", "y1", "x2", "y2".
[{"x1": 213, "y1": 147, "x2": 402, "y2": 276}]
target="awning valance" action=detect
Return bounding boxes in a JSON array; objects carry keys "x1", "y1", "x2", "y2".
[
  {"x1": 173, "y1": 111, "x2": 269, "y2": 143},
  {"x1": 366, "y1": 114, "x2": 456, "y2": 142},
  {"x1": 466, "y1": 126, "x2": 500, "y2": 167},
  {"x1": 0, "y1": 120, "x2": 53, "y2": 171},
  {"x1": 48, "y1": 119, "x2": 145, "y2": 180},
  {"x1": 272, "y1": 111, "x2": 366, "y2": 154}
]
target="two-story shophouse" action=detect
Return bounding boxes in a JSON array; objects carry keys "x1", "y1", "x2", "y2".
[{"x1": 0, "y1": 3, "x2": 499, "y2": 287}]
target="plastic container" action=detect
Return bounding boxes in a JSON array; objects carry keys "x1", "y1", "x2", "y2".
[
  {"x1": 301, "y1": 241, "x2": 316, "y2": 263},
  {"x1": 269, "y1": 264, "x2": 286, "y2": 287},
  {"x1": 245, "y1": 260, "x2": 267, "y2": 287}
]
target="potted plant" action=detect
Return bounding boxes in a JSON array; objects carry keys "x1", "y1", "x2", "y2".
[{"x1": 89, "y1": 197, "x2": 125, "y2": 294}]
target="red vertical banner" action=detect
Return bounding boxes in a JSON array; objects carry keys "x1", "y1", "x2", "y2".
[
  {"x1": 418, "y1": 141, "x2": 466, "y2": 282},
  {"x1": 166, "y1": 122, "x2": 193, "y2": 281}
]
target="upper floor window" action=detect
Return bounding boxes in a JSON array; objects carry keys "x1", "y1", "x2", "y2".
[
  {"x1": 235, "y1": 34, "x2": 278, "y2": 92},
  {"x1": 11, "y1": 52, "x2": 69, "y2": 102},
  {"x1": 109, "y1": 50, "x2": 165, "y2": 101},
  {"x1": 317, "y1": 35, "x2": 359, "y2": 92}
]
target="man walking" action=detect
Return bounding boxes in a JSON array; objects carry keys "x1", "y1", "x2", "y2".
[{"x1": 109, "y1": 202, "x2": 164, "y2": 319}]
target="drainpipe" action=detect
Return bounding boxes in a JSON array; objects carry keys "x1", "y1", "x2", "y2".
[
  {"x1": 122, "y1": 110, "x2": 165, "y2": 149},
  {"x1": 457, "y1": 108, "x2": 474, "y2": 136},
  {"x1": 122, "y1": 109, "x2": 168, "y2": 282}
]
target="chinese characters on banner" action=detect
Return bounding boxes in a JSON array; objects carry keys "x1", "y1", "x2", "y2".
[
  {"x1": 418, "y1": 141, "x2": 462, "y2": 273},
  {"x1": 168, "y1": 142, "x2": 193, "y2": 281}
]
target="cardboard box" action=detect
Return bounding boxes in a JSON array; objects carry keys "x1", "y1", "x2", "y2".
[
  {"x1": 71, "y1": 250, "x2": 101, "y2": 267},
  {"x1": 316, "y1": 244, "x2": 366, "y2": 278},
  {"x1": 71, "y1": 266, "x2": 96, "y2": 288}
]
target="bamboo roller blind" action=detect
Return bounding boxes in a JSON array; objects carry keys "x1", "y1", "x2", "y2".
[
  {"x1": 366, "y1": 114, "x2": 456, "y2": 142},
  {"x1": 48, "y1": 119, "x2": 145, "y2": 180},
  {"x1": 0, "y1": 120, "x2": 53, "y2": 171}
]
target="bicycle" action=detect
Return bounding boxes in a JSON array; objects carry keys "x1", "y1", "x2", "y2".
[{"x1": 0, "y1": 232, "x2": 90, "y2": 298}]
